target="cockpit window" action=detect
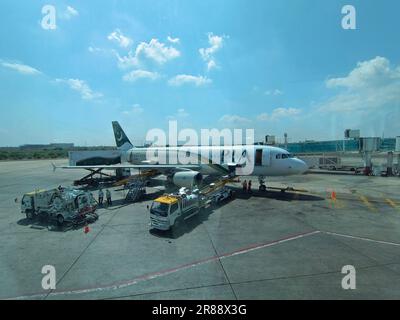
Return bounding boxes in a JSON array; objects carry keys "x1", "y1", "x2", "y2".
[{"x1": 277, "y1": 153, "x2": 294, "y2": 159}]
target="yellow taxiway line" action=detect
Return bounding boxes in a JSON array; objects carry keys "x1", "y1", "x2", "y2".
[
  {"x1": 359, "y1": 195, "x2": 378, "y2": 212},
  {"x1": 385, "y1": 198, "x2": 399, "y2": 212}
]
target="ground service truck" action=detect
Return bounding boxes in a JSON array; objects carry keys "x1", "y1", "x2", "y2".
[
  {"x1": 21, "y1": 187, "x2": 97, "y2": 226},
  {"x1": 149, "y1": 178, "x2": 234, "y2": 231}
]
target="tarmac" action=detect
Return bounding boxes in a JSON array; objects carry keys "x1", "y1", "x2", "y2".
[{"x1": 1, "y1": 159, "x2": 400, "y2": 300}]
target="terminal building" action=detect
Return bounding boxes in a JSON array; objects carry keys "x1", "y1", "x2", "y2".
[{"x1": 277, "y1": 138, "x2": 397, "y2": 154}]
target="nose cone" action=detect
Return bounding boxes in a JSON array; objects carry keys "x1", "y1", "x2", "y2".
[
  {"x1": 292, "y1": 158, "x2": 308, "y2": 174},
  {"x1": 297, "y1": 159, "x2": 308, "y2": 174}
]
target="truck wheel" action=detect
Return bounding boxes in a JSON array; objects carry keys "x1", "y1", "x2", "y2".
[
  {"x1": 26, "y1": 210, "x2": 34, "y2": 220},
  {"x1": 173, "y1": 217, "x2": 181, "y2": 229},
  {"x1": 56, "y1": 214, "x2": 65, "y2": 226},
  {"x1": 171, "y1": 218, "x2": 183, "y2": 238}
]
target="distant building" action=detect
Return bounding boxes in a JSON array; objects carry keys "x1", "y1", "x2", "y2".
[
  {"x1": 20, "y1": 143, "x2": 74, "y2": 150},
  {"x1": 49, "y1": 143, "x2": 74, "y2": 149}
]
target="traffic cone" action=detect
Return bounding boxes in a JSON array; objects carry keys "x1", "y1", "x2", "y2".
[{"x1": 84, "y1": 225, "x2": 90, "y2": 234}]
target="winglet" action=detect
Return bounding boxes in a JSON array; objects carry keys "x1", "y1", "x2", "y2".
[{"x1": 52, "y1": 163, "x2": 57, "y2": 172}]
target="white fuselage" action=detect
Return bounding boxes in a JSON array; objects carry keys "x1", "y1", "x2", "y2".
[{"x1": 121, "y1": 145, "x2": 308, "y2": 177}]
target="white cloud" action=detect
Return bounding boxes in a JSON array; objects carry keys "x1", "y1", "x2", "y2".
[
  {"x1": 1, "y1": 61, "x2": 41, "y2": 75},
  {"x1": 122, "y1": 70, "x2": 160, "y2": 82},
  {"x1": 114, "y1": 38, "x2": 180, "y2": 68},
  {"x1": 207, "y1": 60, "x2": 217, "y2": 72},
  {"x1": 67, "y1": 6, "x2": 78, "y2": 17},
  {"x1": 271, "y1": 107, "x2": 301, "y2": 119},
  {"x1": 88, "y1": 46, "x2": 111, "y2": 55},
  {"x1": 55, "y1": 78, "x2": 103, "y2": 100},
  {"x1": 326, "y1": 56, "x2": 400, "y2": 89},
  {"x1": 219, "y1": 114, "x2": 251, "y2": 124},
  {"x1": 123, "y1": 104, "x2": 144, "y2": 115},
  {"x1": 135, "y1": 39, "x2": 180, "y2": 64},
  {"x1": 113, "y1": 50, "x2": 137, "y2": 69},
  {"x1": 257, "y1": 108, "x2": 301, "y2": 121},
  {"x1": 88, "y1": 46, "x2": 99, "y2": 53},
  {"x1": 199, "y1": 33, "x2": 226, "y2": 71},
  {"x1": 265, "y1": 89, "x2": 283, "y2": 96},
  {"x1": 61, "y1": 6, "x2": 79, "y2": 20},
  {"x1": 177, "y1": 108, "x2": 189, "y2": 117},
  {"x1": 320, "y1": 56, "x2": 400, "y2": 113},
  {"x1": 168, "y1": 74, "x2": 211, "y2": 87},
  {"x1": 200, "y1": 33, "x2": 224, "y2": 60},
  {"x1": 167, "y1": 108, "x2": 189, "y2": 120},
  {"x1": 257, "y1": 113, "x2": 269, "y2": 121},
  {"x1": 167, "y1": 36, "x2": 180, "y2": 44},
  {"x1": 108, "y1": 29, "x2": 132, "y2": 48}
]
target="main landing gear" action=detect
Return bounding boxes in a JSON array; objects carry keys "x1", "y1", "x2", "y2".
[{"x1": 258, "y1": 176, "x2": 267, "y2": 192}]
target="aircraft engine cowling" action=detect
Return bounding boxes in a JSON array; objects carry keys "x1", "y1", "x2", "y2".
[{"x1": 171, "y1": 171, "x2": 203, "y2": 188}]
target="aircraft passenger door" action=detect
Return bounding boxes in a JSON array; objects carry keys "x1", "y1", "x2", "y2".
[
  {"x1": 255, "y1": 149, "x2": 263, "y2": 166},
  {"x1": 262, "y1": 148, "x2": 271, "y2": 166}
]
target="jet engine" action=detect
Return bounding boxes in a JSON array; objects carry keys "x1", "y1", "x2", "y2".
[{"x1": 171, "y1": 171, "x2": 203, "y2": 188}]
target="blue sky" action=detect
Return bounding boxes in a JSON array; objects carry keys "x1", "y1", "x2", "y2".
[{"x1": 0, "y1": 0, "x2": 399, "y2": 146}]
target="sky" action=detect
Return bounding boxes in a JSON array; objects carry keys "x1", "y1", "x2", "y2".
[{"x1": 0, "y1": 0, "x2": 399, "y2": 146}]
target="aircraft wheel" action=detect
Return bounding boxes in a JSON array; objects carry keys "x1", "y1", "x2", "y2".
[{"x1": 259, "y1": 185, "x2": 267, "y2": 192}]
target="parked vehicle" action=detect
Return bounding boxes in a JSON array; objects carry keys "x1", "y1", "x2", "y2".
[
  {"x1": 149, "y1": 179, "x2": 234, "y2": 232},
  {"x1": 21, "y1": 187, "x2": 97, "y2": 226}
]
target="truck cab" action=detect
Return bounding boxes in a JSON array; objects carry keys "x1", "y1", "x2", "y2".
[
  {"x1": 150, "y1": 190, "x2": 200, "y2": 231},
  {"x1": 150, "y1": 196, "x2": 179, "y2": 230},
  {"x1": 21, "y1": 189, "x2": 55, "y2": 219}
]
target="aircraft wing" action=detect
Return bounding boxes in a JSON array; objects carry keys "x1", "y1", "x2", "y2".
[
  {"x1": 52, "y1": 151, "x2": 237, "y2": 176},
  {"x1": 52, "y1": 163, "x2": 200, "y2": 172}
]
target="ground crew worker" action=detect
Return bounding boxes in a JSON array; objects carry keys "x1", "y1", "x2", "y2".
[
  {"x1": 106, "y1": 189, "x2": 112, "y2": 206},
  {"x1": 247, "y1": 180, "x2": 252, "y2": 193},
  {"x1": 242, "y1": 180, "x2": 247, "y2": 191},
  {"x1": 98, "y1": 189, "x2": 104, "y2": 206}
]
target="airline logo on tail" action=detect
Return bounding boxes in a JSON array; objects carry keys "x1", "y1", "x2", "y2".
[{"x1": 112, "y1": 121, "x2": 133, "y2": 149}]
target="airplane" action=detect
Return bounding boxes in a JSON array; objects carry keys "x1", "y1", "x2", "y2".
[{"x1": 54, "y1": 121, "x2": 308, "y2": 191}]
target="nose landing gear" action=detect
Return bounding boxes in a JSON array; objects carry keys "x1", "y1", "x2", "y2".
[{"x1": 258, "y1": 176, "x2": 267, "y2": 192}]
